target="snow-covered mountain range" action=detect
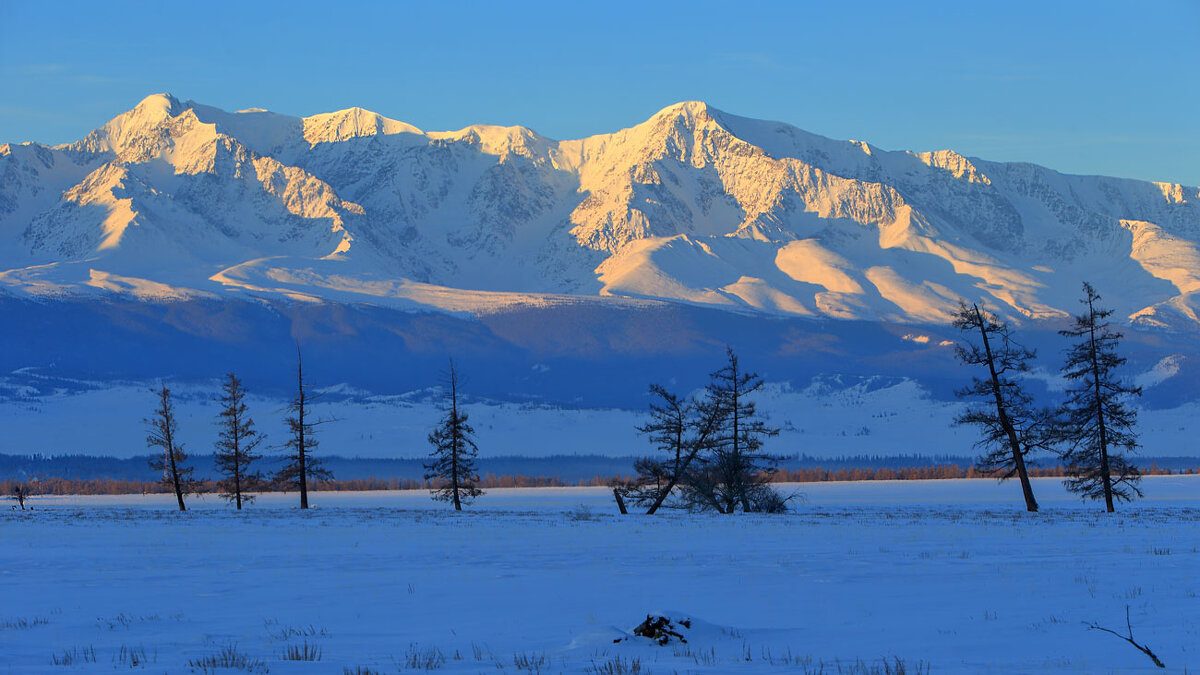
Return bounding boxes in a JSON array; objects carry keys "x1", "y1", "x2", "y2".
[{"x1": 4, "y1": 94, "x2": 1199, "y2": 328}]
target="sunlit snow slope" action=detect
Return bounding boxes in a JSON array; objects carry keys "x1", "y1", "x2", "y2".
[{"x1": 4, "y1": 94, "x2": 1199, "y2": 328}]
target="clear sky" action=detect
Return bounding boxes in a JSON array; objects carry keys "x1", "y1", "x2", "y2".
[{"x1": 1, "y1": 0, "x2": 1196, "y2": 185}]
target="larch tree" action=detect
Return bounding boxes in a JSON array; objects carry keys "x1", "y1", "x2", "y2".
[
  {"x1": 424, "y1": 359, "x2": 483, "y2": 510},
  {"x1": 681, "y1": 347, "x2": 783, "y2": 514},
  {"x1": 214, "y1": 372, "x2": 263, "y2": 510},
  {"x1": 952, "y1": 301, "x2": 1051, "y2": 512},
  {"x1": 616, "y1": 385, "x2": 692, "y2": 511},
  {"x1": 273, "y1": 347, "x2": 332, "y2": 509},
  {"x1": 1057, "y1": 282, "x2": 1143, "y2": 512},
  {"x1": 146, "y1": 382, "x2": 193, "y2": 512},
  {"x1": 636, "y1": 384, "x2": 727, "y2": 515}
]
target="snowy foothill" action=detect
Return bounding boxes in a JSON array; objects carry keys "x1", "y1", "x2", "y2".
[
  {"x1": 4, "y1": 478, "x2": 1200, "y2": 673},
  {"x1": 4, "y1": 376, "x2": 1200, "y2": 464}
]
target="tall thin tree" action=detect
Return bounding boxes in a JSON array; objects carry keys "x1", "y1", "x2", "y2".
[
  {"x1": 1058, "y1": 282, "x2": 1143, "y2": 512},
  {"x1": 274, "y1": 346, "x2": 332, "y2": 509},
  {"x1": 953, "y1": 301, "x2": 1049, "y2": 512},
  {"x1": 682, "y1": 347, "x2": 782, "y2": 514},
  {"x1": 215, "y1": 372, "x2": 263, "y2": 510},
  {"x1": 146, "y1": 382, "x2": 192, "y2": 511},
  {"x1": 425, "y1": 359, "x2": 483, "y2": 510}
]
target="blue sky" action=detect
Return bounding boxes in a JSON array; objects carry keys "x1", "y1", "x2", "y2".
[{"x1": 2, "y1": 0, "x2": 1196, "y2": 184}]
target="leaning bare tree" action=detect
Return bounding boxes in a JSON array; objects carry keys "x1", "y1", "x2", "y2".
[
  {"x1": 629, "y1": 380, "x2": 730, "y2": 514},
  {"x1": 680, "y1": 347, "x2": 783, "y2": 514},
  {"x1": 424, "y1": 359, "x2": 483, "y2": 510},
  {"x1": 273, "y1": 347, "x2": 332, "y2": 509},
  {"x1": 215, "y1": 372, "x2": 264, "y2": 510},
  {"x1": 953, "y1": 301, "x2": 1051, "y2": 512},
  {"x1": 1057, "y1": 282, "x2": 1143, "y2": 512},
  {"x1": 615, "y1": 385, "x2": 693, "y2": 512},
  {"x1": 146, "y1": 382, "x2": 193, "y2": 512}
]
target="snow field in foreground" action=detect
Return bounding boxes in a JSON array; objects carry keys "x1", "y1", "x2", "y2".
[{"x1": 3, "y1": 477, "x2": 1200, "y2": 673}]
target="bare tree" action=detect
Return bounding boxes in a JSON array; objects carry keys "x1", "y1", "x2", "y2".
[
  {"x1": 1058, "y1": 282, "x2": 1142, "y2": 512},
  {"x1": 11, "y1": 483, "x2": 30, "y2": 510},
  {"x1": 215, "y1": 372, "x2": 264, "y2": 510},
  {"x1": 273, "y1": 347, "x2": 332, "y2": 509},
  {"x1": 953, "y1": 301, "x2": 1050, "y2": 512},
  {"x1": 146, "y1": 382, "x2": 193, "y2": 511},
  {"x1": 425, "y1": 360, "x2": 483, "y2": 510}
]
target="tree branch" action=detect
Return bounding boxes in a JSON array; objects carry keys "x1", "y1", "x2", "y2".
[{"x1": 1085, "y1": 606, "x2": 1165, "y2": 669}]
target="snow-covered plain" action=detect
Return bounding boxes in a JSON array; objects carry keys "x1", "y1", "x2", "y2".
[{"x1": 4, "y1": 478, "x2": 1200, "y2": 673}]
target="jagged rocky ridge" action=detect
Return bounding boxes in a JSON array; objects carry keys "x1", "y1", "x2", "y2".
[{"x1": 2, "y1": 94, "x2": 1199, "y2": 329}]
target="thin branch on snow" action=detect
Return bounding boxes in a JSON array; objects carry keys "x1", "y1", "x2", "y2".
[{"x1": 1085, "y1": 606, "x2": 1165, "y2": 669}]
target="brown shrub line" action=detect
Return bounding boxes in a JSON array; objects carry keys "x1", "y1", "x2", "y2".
[{"x1": 3, "y1": 463, "x2": 1194, "y2": 496}]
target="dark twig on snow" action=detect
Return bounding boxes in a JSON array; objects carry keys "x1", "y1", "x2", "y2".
[{"x1": 1085, "y1": 605, "x2": 1165, "y2": 669}]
